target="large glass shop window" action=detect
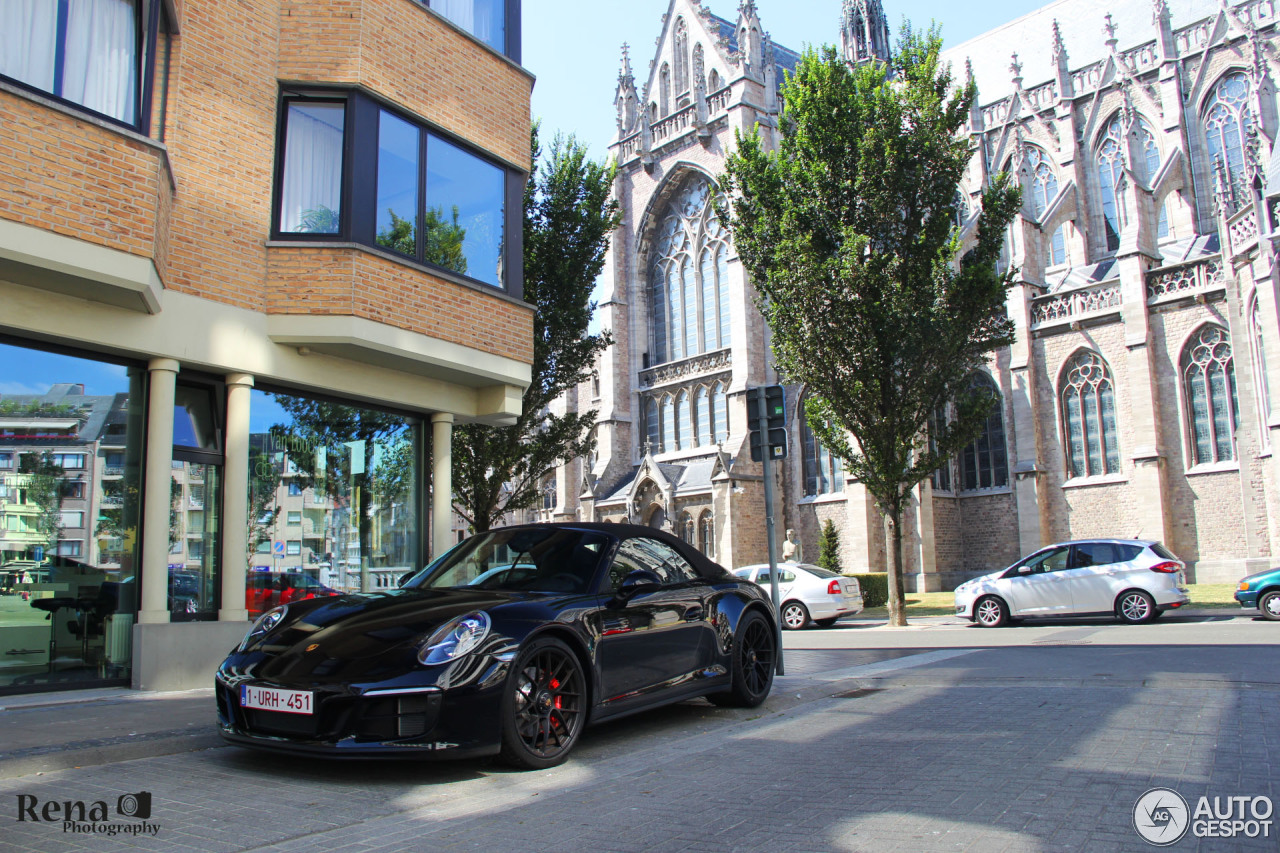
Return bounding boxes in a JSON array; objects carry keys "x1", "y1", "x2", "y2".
[
  {"x1": 245, "y1": 390, "x2": 420, "y2": 616},
  {"x1": 0, "y1": 341, "x2": 143, "y2": 692}
]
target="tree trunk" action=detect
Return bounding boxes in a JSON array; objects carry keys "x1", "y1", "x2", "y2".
[{"x1": 886, "y1": 498, "x2": 908, "y2": 627}]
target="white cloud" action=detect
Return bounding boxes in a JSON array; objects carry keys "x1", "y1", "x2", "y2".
[{"x1": 0, "y1": 381, "x2": 52, "y2": 396}]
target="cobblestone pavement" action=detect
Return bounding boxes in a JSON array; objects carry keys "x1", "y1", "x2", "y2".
[{"x1": 0, "y1": 615, "x2": 1276, "y2": 853}]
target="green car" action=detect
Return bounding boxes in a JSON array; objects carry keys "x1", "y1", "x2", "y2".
[{"x1": 1235, "y1": 567, "x2": 1280, "y2": 620}]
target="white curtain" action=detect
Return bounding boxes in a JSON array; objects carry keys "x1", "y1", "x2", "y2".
[
  {"x1": 0, "y1": 0, "x2": 58, "y2": 93},
  {"x1": 63, "y1": 0, "x2": 138, "y2": 123},
  {"x1": 435, "y1": 0, "x2": 501, "y2": 51},
  {"x1": 280, "y1": 104, "x2": 345, "y2": 233}
]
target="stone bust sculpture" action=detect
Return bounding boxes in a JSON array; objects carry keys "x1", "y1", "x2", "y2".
[{"x1": 781, "y1": 528, "x2": 801, "y2": 563}]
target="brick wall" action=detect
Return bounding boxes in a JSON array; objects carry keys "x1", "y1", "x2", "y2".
[{"x1": 0, "y1": 92, "x2": 172, "y2": 261}]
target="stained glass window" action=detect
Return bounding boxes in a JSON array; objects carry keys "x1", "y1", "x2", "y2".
[
  {"x1": 959, "y1": 374, "x2": 1009, "y2": 490},
  {"x1": 1061, "y1": 352, "x2": 1121, "y2": 477},
  {"x1": 1182, "y1": 325, "x2": 1239, "y2": 465}
]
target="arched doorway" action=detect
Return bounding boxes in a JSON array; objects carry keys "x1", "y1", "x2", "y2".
[{"x1": 647, "y1": 506, "x2": 666, "y2": 530}]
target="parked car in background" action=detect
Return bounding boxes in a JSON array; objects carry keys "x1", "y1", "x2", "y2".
[
  {"x1": 733, "y1": 563, "x2": 864, "y2": 629},
  {"x1": 1235, "y1": 567, "x2": 1280, "y2": 620},
  {"x1": 954, "y1": 539, "x2": 1190, "y2": 627},
  {"x1": 246, "y1": 572, "x2": 338, "y2": 616}
]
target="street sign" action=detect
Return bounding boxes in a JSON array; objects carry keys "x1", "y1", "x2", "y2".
[
  {"x1": 273, "y1": 541, "x2": 285, "y2": 556},
  {"x1": 749, "y1": 428, "x2": 788, "y2": 462}
]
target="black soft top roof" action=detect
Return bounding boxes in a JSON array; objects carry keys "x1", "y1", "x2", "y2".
[{"x1": 492, "y1": 522, "x2": 732, "y2": 581}]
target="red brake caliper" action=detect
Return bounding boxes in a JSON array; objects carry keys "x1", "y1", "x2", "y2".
[{"x1": 550, "y1": 678, "x2": 561, "y2": 709}]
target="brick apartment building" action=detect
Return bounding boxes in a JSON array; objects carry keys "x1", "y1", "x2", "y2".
[
  {"x1": 552, "y1": 0, "x2": 1280, "y2": 590},
  {"x1": 0, "y1": 0, "x2": 532, "y2": 693}
]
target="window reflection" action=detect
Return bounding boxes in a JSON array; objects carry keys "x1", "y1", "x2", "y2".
[
  {"x1": 0, "y1": 343, "x2": 143, "y2": 691},
  {"x1": 426, "y1": 135, "x2": 505, "y2": 287},
  {"x1": 376, "y1": 110, "x2": 421, "y2": 258},
  {"x1": 245, "y1": 391, "x2": 420, "y2": 614}
]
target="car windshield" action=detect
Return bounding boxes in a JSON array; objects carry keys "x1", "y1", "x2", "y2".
[{"x1": 406, "y1": 528, "x2": 611, "y2": 594}]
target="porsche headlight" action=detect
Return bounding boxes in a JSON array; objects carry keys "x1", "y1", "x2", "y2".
[
  {"x1": 239, "y1": 605, "x2": 287, "y2": 651},
  {"x1": 418, "y1": 612, "x2": 491, "y2": 666}
]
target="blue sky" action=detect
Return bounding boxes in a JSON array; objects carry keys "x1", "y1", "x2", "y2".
[{"x1": 524, "y1": 0, "x2": 1051, "y2": 159}]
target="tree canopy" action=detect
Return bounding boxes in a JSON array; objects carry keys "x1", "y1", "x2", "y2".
[
  {"x1": 721, "y1": 29, "x2": 1020, "y2": 625},
  {"x1": 451, "y1": 125, "x2": 619, "y2": 534}
]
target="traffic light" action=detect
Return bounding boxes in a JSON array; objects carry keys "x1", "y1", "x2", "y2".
[{"x1": 746, "y1": 385, "x2": 787, "y2": 462}]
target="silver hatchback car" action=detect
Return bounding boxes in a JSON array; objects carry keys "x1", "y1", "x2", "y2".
[
  {"x1": 733, "y1": 563, "x2": 864, "y2": 629},
  {"x1": 954, "y1": 539, "x2": 1191, "y2": 627}
]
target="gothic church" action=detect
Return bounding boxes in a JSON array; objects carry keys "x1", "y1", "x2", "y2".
[{"x1": 548, "y1": 0, "x2": 1280, "y2": 588}]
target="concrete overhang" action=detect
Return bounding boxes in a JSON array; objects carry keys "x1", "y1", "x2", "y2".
[
  {"x1": 0, "y1": 218, "x2": 162, "y2": 315},
  {"x1": 265, "y1": 314, "x2": 530, "y2": 426}
]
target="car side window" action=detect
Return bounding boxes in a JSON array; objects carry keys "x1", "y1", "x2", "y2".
[
  {"x1": 1072, "y1": 542, "x2": 1137, "y2": 568},
  {"x1": 608, "y1": 538, "x2": 700, "y2": 590},
  {"x1": 1022, "y1": 547, "x2": 1070, "y2": 574}
]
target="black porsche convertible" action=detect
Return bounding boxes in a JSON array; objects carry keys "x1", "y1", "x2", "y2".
[{"x1": 216, "y1": 523, "x2": 777, "y2": 769}]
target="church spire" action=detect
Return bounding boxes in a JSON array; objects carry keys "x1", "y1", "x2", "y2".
[
  {"x1": 841, "y1": 0, "x2": 891, "y2": 65},
  {"x1": 736, "y1": 0, "x2": 765, "y2": 80},
  {"x1": 615, "y1": 43, "x2": 639, "y2": 134}
]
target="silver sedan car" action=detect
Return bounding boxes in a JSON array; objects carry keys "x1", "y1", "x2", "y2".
[{"x1": 733, "y1": 563, "x2": 864, "y2": 629}]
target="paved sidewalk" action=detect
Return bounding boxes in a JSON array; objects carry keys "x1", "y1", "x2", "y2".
[{"x1": 0, "y1": 688, "x2": 217, "y2": 780}]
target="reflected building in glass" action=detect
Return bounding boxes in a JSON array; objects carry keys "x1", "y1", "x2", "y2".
[{"x1": 0, "y1": 0, "x2": 531, "y2": 693}]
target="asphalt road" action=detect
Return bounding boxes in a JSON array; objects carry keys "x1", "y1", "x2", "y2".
[{"x1": 0, "y1": 609, "x2": 1276, "y2": 852}]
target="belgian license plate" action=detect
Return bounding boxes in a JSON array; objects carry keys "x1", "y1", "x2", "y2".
[{"x1": 240, "y1": 685, "x2": 313, "y2": 715}]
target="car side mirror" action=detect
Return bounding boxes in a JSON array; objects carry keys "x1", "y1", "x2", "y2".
[{"x1": 615, "y1": 569, "x2": 662, "y2": 603}]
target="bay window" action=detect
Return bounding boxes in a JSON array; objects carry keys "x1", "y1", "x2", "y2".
[
  {"x1": 274, "y1": 90, "x2": 517, "y2": 293},
  {"x1": 0, "y1": 0, "x2": 172, "y2": 133}
]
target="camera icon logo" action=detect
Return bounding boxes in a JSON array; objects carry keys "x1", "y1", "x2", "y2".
[{"x1": 116, "y1": 792, "x2": 152, "y2": 820}]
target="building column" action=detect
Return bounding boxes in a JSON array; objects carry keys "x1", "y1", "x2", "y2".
[
  {"x1": 913, "y1": 480, "x2": 939, "y2": 592},
  {"x1": 431, "y1": 413, "x2": 454, "y2": 561},
  {"x1": 138, "y1": 358, "x2": 178, "y2": 625},
  {"x1": 219, "y1": 373, "x2": 254, "y2": 622}
]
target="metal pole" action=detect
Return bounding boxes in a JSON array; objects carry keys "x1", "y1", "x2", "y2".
[{"x1": 756, "y1": 392, "x2": 785, "y2": 676}]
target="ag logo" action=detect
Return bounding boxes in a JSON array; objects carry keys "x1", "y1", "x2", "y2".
[{"x1": 1134, "y1": 788, "x2": 1190, "y2": 846}]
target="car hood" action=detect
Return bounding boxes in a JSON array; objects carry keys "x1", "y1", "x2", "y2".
[
  {"x1": 1239, "y1": 567, "x2": 1280, "y2": 585},
  {"x1": 958, "y1": 570, "x2": 1007, "y2": 587},
  {"x1": 242, "y1": 587, "x2": 546, "y2": 668}
]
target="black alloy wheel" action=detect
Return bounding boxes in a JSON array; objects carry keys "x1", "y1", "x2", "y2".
[
  {"x1": 499, "y1": 637, "x2": 586, "y2": 770},
  {"x1": 709, "y1": 609, "x2": 775, "y2": 708}
]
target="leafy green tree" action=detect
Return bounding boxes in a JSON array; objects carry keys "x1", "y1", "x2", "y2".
[
  {"x1": 422, "y1": 206, "x2": 468, "y2": 274},
  {"x1": 721, "y1": 30, "x2": 1020, "y2": 626},
  {"x1": 816, "y1": 518, "x2": 842, "y2": 574},
  {"x1": 19, "y1": 452, "x2": 65, "y2": 556},
  {"x1": 451, "y1": 125, "x2": 619, "y2": 533},
  {"x1": 269, "y1": 399, "x2": 407, "y2": 589}
]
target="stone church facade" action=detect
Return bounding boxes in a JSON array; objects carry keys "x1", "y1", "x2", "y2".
[{"x1": 548, "y1": 0, "x2": 1280, "y2": 588}]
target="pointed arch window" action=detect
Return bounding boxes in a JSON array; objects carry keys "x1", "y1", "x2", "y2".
[
  {"x1": 929, "y1": 405, "x2": 952, "y2": 492},
  {"x1": 699, "y1": 510, "x2": 715, "y2": 558},
  {"x1": 662, "y1": 395, "x2": 675, "y2": 454},
  {"x1": 712, "y1": 382, "x2": 728, "y2": 444},
  {"x1": 645, "y1": 397, "x2": 661, "y2": 456},
  {"x1": 696, "y1": 386, "x2": 711, "y2": 447},
  {"x1": 677, "y1": 510, "x2": 695, "y2": 544},
  {"x1": 1183, "y1": 325, "x2": 1239, "y2": 465},
  {"x1": 1203, "y1": 72, "x2": 1254, "y2": 201},
  {"x1": 801, "y1": 405, "x2": 844, "y2": 496},
  {"x1": 1140, "y1": 123, "x2": 1171, "y2": 238},
  {"x1": 708, "y1": 69, "x2": 721, "y2": 93},
  {"x1": 1250, "y1": 296, "x2": 1272, "y2": 450},
  {"x1": 648, "y1": 176, "x2": 732, "y2": 366},
  {"x1": 1014, "y1": 146, "x2": 1066, "y2": 266},
  {"x1": 692, "y1": 42, "x2": 705, "y2": 95},
  {"x1": 1061, "y1": 351, "x2": 1121, "y2": 478},
  {"x1": 1096, "y1": 116, "x2": 1164, "y2": 252},
  {"x1": 959, "y1": 374, "x2": 1009, "y2": 490},
  {"x1": 673, "y1": 18, "x2": 689, "y2": 95},
  {"x1": 676, "y1": 391, "x2": 692, "y2": 450},
  {"x1": 660, "y1": 63, "x2": 671, "y2": 116}
]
